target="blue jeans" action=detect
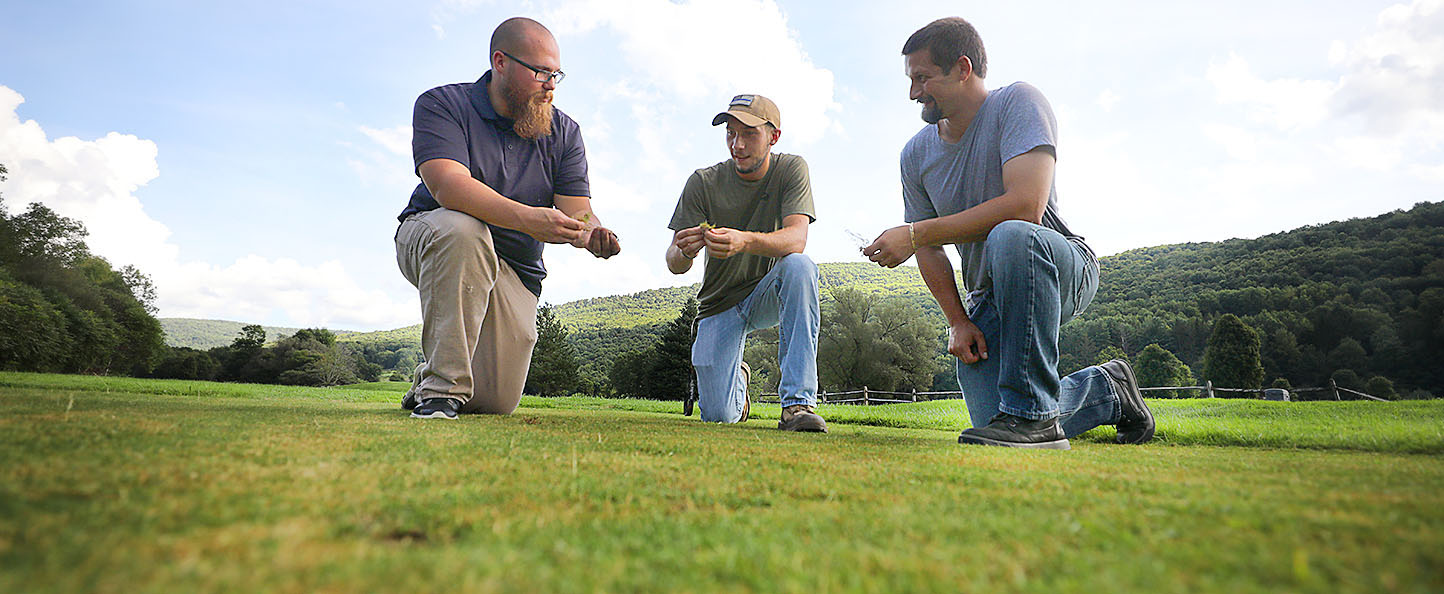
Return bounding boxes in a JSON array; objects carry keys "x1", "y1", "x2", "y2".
[
  {"x1": 955, "y1": 221, "x2": 1119, "y2": 437},
  {"x1": 693, "y1": 253, "x2": 820, "y2": 423}
]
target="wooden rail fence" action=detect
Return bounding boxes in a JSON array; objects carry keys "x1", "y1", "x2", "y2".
[{"x1": 756, "y1": 379, "x2": 1387, "y2": 405}]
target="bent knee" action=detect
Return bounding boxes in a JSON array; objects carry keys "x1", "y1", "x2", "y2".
[
  {"x1": 426, "y1": 209, "x2": 491, "y2": 247},
  {"x1": 778, "y1": 253, "x2": 818, "y2": 280}
]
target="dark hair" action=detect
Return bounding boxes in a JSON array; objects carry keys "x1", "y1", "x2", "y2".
[
  {"x1": 490, "y1": 17, "x2": 551, "y2": 54},
  {"x1": 901, "y1": 17, "x2": 987, "y2": 78}
]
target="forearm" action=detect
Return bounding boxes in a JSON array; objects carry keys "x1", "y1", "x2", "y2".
[
  {"x1": 739, "y1": 224, "x2": 807, "y2": 258},
  {"x1": 666, "y1": 243, "x2": 694, "y2": 274},
  {"x1": 554, "y1": 195, "x2": 600, "y2": 231},
  {"x1": 915, "y1": 246, "x2": 968, "y2": 326},
  {"x1": 912, "y1": 192, "x2": 1042, "y2": 247},
  {"x1": 429, "y1": 172, "x2": 533, "y2": 231}
]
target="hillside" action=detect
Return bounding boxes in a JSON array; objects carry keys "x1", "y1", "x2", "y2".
[
  {"x1": 1060, "y1": 200, "x2": 1444, "y2": 394},
  {"x1": 158, "y1": 318, "x2": 340, "y2": 349},
  {"x1": 169, "y1": 200, "x2": 1444, "y2": 395}
]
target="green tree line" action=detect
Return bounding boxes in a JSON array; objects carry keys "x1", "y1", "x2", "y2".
[{"x1": 0, "y1": 163, "x2": 167, "y2": 375}]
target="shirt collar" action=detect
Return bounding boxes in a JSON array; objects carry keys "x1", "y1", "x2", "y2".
[{"x1": 468, "y1": 70, "x2": 507, "y2": 122}]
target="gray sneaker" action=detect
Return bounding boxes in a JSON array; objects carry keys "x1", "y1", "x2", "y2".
[{"x1": 779, "y1": 404, "x2": 827, "y2": 433}]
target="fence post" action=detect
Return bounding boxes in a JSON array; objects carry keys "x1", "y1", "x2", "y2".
[
  {"x1": 912, "y1": 389, "x2": 917, "y2": 403},
  {"x1": 1206, "y1": 380, "x2": 1215, "y2": 398},
  {"x1": 820, "y1": 389, "x2": 826, "y2": 404},
  {"x1": 1330, "y1": 378, "x2": 1340, "y2": 401},
  {"x1": 863, "y1": 386, "x2": 869, "y2": 406}
]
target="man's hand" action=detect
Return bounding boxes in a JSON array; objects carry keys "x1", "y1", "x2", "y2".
[
  {"x1": 949, "y1": 319, "x2": 989, "y2": 364},
  {"x1": 672, "y1": 226, "x2": 705, "y2": 259},
  {"x1": 521, "y1": 207, "x2": 586, "y2": 244},
  {"x1": 862, "y1": 225, "x2": 916, "y2": 268},
  {"x1": 703, "y1": 227, "x2": 749, "y2": 259},
  {"x1": 574, "y1": 225, "x2": 621, "y2": 258}
]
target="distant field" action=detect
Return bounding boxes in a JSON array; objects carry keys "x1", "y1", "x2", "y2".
[{"x1": 2, "y1": 372, "x2": 1441, "y2": 593}]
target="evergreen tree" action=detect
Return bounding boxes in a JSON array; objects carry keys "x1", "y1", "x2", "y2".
[
  {"x1": 645, "y1": 297, "x2": 698, "y2": 401},
  {"x1": 1204, "y1": 314, "x2": 1265, "y2": 388},
  {"x1": 526, "y1": 305, "x2": 580, "y2": 397},
  {"x1": 1134, "y1": 343, "x2": 1194, "y2": 398}
]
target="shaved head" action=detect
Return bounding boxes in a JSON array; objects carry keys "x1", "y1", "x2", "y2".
[{"x1": 490, "y1": 17, "x2": 554, "y2": 55}]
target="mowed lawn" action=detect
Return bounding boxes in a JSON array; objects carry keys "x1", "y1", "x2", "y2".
[{"x1": 1, "y1": 373, "x2": 1442, "y2": 593}]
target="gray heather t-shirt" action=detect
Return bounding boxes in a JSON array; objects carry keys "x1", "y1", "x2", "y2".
[{"x1": 901, "y1": 81, "x2": 1091, "y2": 303}]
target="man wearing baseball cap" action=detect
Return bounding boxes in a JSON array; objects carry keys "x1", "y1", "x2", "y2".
[{"x1": 665, "y1": 94, "x2": 826, "y2": 432}]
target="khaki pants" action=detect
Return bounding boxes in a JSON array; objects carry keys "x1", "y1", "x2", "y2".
[{"x1": 395, "y1": 208, "x2": 538, "y2": 414}]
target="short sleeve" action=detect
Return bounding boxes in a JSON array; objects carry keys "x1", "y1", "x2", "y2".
[
  {"x1": 777, "y1": 156, "x2": 816, "y2": 222},
  {"x1": 552, "y1": 123, "x2": 591, "y2": 197},
  {"x1": 411, "y1": 89, "x2": 470, "y2": 175},
  {"x1": 901, "y1": 139, "x2": 937, "y2": 223},
  {"x1": 999, "y1": 83, "x2": 1058, "y2": 163},
  {"x1": 668, "y1": 171, "x2": 709, "y2": 231}
]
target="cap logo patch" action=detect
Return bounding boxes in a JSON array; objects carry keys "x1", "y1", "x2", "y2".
[{"x1": 730, "y1": 94, "x2": 754, "y2": 106}]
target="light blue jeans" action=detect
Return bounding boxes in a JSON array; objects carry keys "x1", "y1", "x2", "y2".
[
  {"x1": 693, "y1": 253, "x2": 820, "y2": 423},
  {"x1": 956, "y1": 220, "x2": 1120, "y2": 438}
]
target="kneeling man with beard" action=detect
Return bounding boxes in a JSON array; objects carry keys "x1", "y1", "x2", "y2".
[{"x1": 396, "y1": 17, "x2": 621, "y2": 419}]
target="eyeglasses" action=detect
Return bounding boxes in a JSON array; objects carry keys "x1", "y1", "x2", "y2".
[{"x1": 501, "y1": 51, "x2": 566, "y2": 86}]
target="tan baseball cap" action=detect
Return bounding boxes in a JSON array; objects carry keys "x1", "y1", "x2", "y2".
[{"x1": 711, "y1": 94, "x2": 782, "y2": 130}]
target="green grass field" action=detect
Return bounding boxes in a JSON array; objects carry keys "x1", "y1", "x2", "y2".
[{"x1": 2, "y1": 372, "x2": 1442, "y2": 593}]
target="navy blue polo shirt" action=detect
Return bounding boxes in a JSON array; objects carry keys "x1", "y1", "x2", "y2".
[{"x1": 399, "y1": 70, "x2": 590, "y2": 296}]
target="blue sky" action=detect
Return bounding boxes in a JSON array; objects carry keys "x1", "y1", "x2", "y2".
[{"x1": 2, "y1": 0, "x2": 1441, "y2": 331}]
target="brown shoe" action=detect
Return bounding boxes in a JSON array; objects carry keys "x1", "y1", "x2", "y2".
[
  {"x1": 779, "y1": 404, "x2": 827, "y2": 433},
  {"x1": 738, "y1": 361, "x2": 751, "y2": 423}
]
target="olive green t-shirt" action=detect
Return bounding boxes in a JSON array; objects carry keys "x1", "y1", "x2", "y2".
[{"x1": 668, "y1": 153, "x2": 816, "y2": 319}]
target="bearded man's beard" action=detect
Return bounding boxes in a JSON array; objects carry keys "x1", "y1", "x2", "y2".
[
  {"x1": 507, "y1": 86, "x2": 555, "y2": 139},
  {"x1": 919, "y1": 96, "x2": 942, "y2": 124}
]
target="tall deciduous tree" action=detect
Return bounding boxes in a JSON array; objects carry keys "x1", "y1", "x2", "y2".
[
  {"x1": 1204, "y1": 314, "x2": 1265, "y2": 388},
  {"x1": 527, "y1": 305, "x2": 580, "y2": 397},
  {"x1": 818, "y1": 288, "x2": 942, "y2": 392},
  {"x1": 1134, "y1": 343, "x2": 1194, "y2": 398}
]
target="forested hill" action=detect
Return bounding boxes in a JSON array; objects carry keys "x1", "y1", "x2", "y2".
[
  {"x1": 317, "y1": 263, "x2": 938, "y2": 359},
  {"x1": 159, "y1": 318, "x2": 343, "y2": 349},
  {"x1": 1059, "y1": 200, "x2": 1444, "y2": 395},
  {"x1": 166, "y1": 200, "x2": 1444, "y2": 395}
]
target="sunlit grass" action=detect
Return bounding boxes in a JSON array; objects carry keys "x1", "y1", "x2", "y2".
[{"x1": 2, "y1": 373, "x2": 1441, "y2": 592}]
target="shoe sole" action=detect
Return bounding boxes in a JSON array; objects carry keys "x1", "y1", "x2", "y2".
[
  {"x1": 410, "y1": 411, "x2": 457, "y2": 419},
  {"x1": 1106, "y1": 360, "x2": 1156, "y2": 445},
  {"x1": 958, "y1": 433, "x2": 1071, "y2": 450},
  {"x1": 778, "y1": 417, "x2": 828, "y2": 433}
]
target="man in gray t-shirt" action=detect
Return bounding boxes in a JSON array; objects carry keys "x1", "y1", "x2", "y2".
[{"x1": 864, "y1": 17, "x2": 1155, "y2": 449}]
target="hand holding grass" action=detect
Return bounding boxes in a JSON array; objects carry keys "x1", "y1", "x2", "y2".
[
  {"x1": 671, "y1": 224, "x2": 709, "y2": 259},
  {"x1": 701, "y1": 225, "x2": 748, "y2": 260},
  {"x1": 570, "y1": 211, "x2": 621, "y2": 258}
]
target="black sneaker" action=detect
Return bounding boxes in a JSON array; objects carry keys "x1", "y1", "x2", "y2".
[
  {"x1": 778, "y1": 404, "x2": 827, "y2": 432},
  {"x1": 1100, "y1": 359, "x2": 1155, "y2": 444},
  {"x1": 401, "y1": 390, "x2": 419, "y2": 411},
  {"x1": 410, "y1": 398, "x2": 459, "y2": 420},
  {"x1": 958, "y1": 413, "x2": 1070, "y2": 449}
]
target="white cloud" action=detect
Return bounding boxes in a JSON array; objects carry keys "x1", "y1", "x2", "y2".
[
  {"x1": 543, "y1": 0, "x2": 841, "y2": 145},
  {"x1": 1209, "y1": 0, "x2": 1444, "y2": 169},
  {"x1": 1206, "y1": 53, "x2": 1335, "y2": 131},
  {"x1": 0, "y1": 86, "x2": 417, "y2": 330},
  {"x1": 359, "y1": 125, "x2": 412, "y2": 157},
  {"x1": 1095, "y1": 89, "x2": 1121, "y2": 112}
]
